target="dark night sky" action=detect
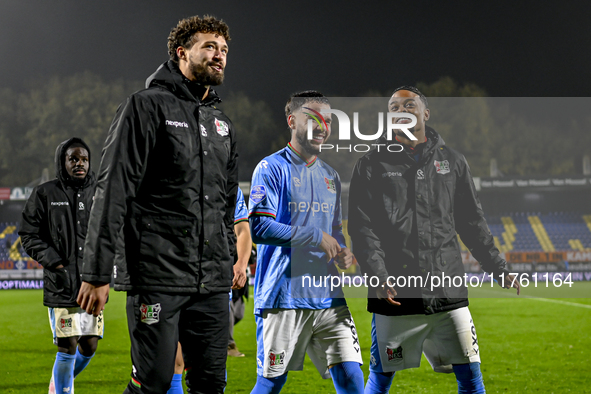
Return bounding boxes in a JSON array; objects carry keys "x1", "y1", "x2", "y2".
[{"x1": 2, "y1": 0, "x2": 591, "y2": 113}]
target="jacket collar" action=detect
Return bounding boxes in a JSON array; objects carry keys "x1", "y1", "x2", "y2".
[{"x1": 145, "y1": 60, "x2": 222, "y2": 105}]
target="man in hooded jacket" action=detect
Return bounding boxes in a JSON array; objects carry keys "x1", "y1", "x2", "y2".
[
  {"x1": 348, "y1": 86, "x2": 520, "y2": 393},
  {"x1": 76, "y1": 15, "x2": 238, "y2": 394},
  {"x1": 20, "y1": 137, "x2": 100, "y2": 394}
]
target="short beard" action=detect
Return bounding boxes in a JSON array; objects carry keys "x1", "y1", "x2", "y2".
[
  {"x1": 296, "y1": 129, "x2": 320, "y2": 156},
  {"x1": 190, "y1": 61, "x2": 224, "y2": 86}
]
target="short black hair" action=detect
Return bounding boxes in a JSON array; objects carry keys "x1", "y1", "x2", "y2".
[
  {"x1": 284, "y1": 90, "x2": 330, "y2": 119},
  {"x1": 391, "y1": 85, "x2": 428, "y2": 108}
]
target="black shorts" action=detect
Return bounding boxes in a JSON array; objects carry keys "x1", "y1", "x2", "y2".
[{"x1": 123, "y1": 291, "x2": 229, "y2": 394}]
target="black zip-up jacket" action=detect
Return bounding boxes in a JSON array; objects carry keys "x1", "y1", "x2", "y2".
[
  {"x1": 348, "y1": 127, "x2": 509, "y2": 316},
  {"x1": 81, "y1": 61, "x2": 238, "y2": 294},
  {"x1": 19, "y1": 138, "x2": 96, "y2": 307}
]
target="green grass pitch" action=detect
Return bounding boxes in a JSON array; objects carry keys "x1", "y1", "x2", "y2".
[{"x1": 1, "y1": 284, "x2": 590, "y2": 393}]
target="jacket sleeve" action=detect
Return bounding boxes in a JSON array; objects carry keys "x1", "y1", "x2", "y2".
[
  {"x1": 454, "y1": 154, "x2": 510, "y2": 278},
  {"x1": 348, "y1": 158, "x2": 390, "y2": 284},
  {"x1": 81, "y1": 95, "x2": 156, "y2": 284},
  {"x1": 224, "y1": 121, "x2": 239, "y2": 259},
  {"x1": 18, "y1": 187, "x2": 63, "y2": 270}
]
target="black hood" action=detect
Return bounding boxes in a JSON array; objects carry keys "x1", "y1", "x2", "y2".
[
  {"x1": 54, "y1": 137, "x2": 94, "y2": 187},
  {"x1": 145, "y1": 60, "x2": 222, "y2": 105}
]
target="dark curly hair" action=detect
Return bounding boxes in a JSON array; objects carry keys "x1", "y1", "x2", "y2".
[
  {"x1": 168, "y1": 15, "x2": 231, "y2": 62},
  {"x1": 285, "y1": 90, "x2": 330, "y2": 120}
]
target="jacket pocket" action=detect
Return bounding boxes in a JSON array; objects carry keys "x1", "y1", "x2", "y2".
[
  {"x1": 136, "y1": 216, "x2": 198, "y2": 285},
  {"x1": 44, "y1": 267, "x2": 70, "y2": 296}
]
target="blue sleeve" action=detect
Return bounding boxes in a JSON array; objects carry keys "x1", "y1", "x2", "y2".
[
  {"x1": 332, "y1": 171, "x2": 347, "y2": 248},
  {"x1": 234, "y1": 188, "x2": 248, "y2": 223},
  {"x1": 250, "y1": 215, "x2": 323, "y2": 248}
]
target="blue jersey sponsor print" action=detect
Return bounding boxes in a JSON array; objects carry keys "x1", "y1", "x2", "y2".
[{"x1": 249, "y1": 143, "x2": 347, "y2": 315}]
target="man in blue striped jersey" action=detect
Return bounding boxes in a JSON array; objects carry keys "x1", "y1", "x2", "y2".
[{"x1": 248, "y1": 91, "x2": 364, "y2": 394}]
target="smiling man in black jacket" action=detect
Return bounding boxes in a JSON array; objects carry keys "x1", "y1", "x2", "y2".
[
  {"x1": 349, "y1": 86, "x2": 520, "y2": 394},
  {"x1": 77, "y1": 15, "x2": 238, "y2": 394},
  {"x1": 20, "y1": 137, "x2": 100, "y2": 394}
]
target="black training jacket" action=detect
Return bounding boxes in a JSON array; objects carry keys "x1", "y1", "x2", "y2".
[
  {"x1": 348, "y1": 127, "x2": 509, "y2": 316},
  {"x1": 81, "y1": 61, "x2": 238, "y2": 294},
  {"x1": 19, "y1": 138, "x2": 96, "y2": 307}
]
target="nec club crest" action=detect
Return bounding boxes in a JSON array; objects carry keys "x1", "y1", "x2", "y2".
[
  {"x1": 215, "y1": 118, "x2": 229, "y2": 136},
  {"x1": 269, "y1": 351, "x2": 285, "y2": 367},
  {"x1": 140, "y1": 303, "x2": 161, "y2": 325},
  {"x1": 60, "y1": 318, "x2": 72, "y2": 329},
  {"x1": 434, "y1": 160, "x2": 450, "y2": 175},
  {"x1": 386, "y1": 346, "x2": 403, "y2": 361},
  {"x1": 324, "y1": 177, "x2": 336, "y2": 194}
]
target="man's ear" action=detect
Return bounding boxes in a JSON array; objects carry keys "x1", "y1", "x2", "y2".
[
  {"x1": 424, "y1": 108, "x2": 430, "y2": 122},
  {"x1": 176, "y1": 47, "x2": 187, "y2": 62},
  {"x1": 287, "y1": 114, "x2": 296, "y2": 130}
]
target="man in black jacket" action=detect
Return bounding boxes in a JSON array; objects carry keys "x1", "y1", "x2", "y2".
[
  {"x1": 77, "y1": 15, "x2": 238, "y2": 394},
  {"x1": 20, "y1": 137, "x2": 100, "y2": 394},
  {"x1": 348, "y1": 87, "x2": 519, "y2": 393}
]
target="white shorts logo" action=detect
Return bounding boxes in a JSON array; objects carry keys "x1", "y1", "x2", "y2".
[
  {"x1": 269, "y1": 350, "x2": 285, "y2": 367},
  {"x1": 386, "y1": 346, "x2": 403, "y2": 362},
  {"x1": 139, "y1": 303, "x2": 161, "y2": 325}
]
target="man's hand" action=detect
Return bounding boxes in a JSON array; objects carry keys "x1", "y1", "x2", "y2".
[
  {"x1": 376, "y1": 282, "x2": 401, "y2": 306},
  {"x1": 77, "y1": 281, "x2": 110, "y2": 316},
  {"x1": 232, "y1": 260, "x2": 248, "y2": 289},
  {"x1": 503, "y1": 274, "x2": 521, "y2": 295},
  {"x1": 319, "y1": 231, "x2": 341, "y2": 261},
  {"x1": 335, "y1": 248, "x2": 354, "y2": 270}
]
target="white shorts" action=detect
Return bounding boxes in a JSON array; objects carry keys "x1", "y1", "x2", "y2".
[
  {"x1": 48, "y1": 307, "x2": 104, "y2": 344},
  {"x1": 256, "y1": 305, "x2": 363, "y2": 379},
  {"x1": 370, "y1": 306, "x2": 480, "y2": 374}
]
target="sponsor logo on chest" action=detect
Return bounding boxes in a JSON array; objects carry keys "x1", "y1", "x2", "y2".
[
  {"x1": 165, "y1": 120, "x2": 189, "y2": 128},
  {"x1": 382, "y1": 172, "x2": 402, "y2": 178}
]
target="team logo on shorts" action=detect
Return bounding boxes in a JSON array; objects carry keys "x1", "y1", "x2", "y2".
[
  {"x1": 250, "y1": 185, "x2": 267, "y2": 204},
  {"x1": 60, "y1": 317, "x2": 72, "y2": 329},
  {"x1": 215, "y1": 118, "x2": 229, "y2": 136},
  {"x1": 324, "y1": 177, "x2": 336, "y2": 194},
  {"x1": 269, "y1": 351, "x2": 285, "y2": 367},
  {"x1": 200, "y1": 124, "x2": 208, "y2": 136},
  {"x1": 139, "y1": 303, "x2": 161, "y2": 325},
  {"x1": 434, "y1": 160, "x2": 450, "y2": 174},
  {"x1": 386, "y1": 346, "x2": 403, "y2": 361}
]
